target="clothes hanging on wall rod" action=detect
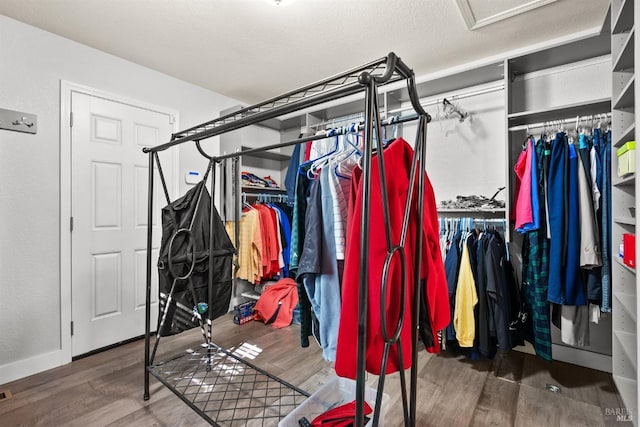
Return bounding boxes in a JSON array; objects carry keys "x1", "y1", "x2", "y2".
[
  {"x1": 514, "y1": 128, "x2": 612, "y2": 361},
  {"x1": 242, "y1": 191, "x2": 289, "y2": 204}
]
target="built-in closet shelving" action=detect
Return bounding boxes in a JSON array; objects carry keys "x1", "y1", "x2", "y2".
[
  {"x1": 506, "y1": 23, "x2": 614, "y2": 370},
  {"x1": 218, "y1": 24, "x2": 625, "y2": 381},
  {"x1": 611, "y1": 0, "x2": 638, "y2": 421}
]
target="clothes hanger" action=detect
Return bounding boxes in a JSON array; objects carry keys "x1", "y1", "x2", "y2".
[{"x1": 242, "y1": 193, "x2": 255, "y2": 210}]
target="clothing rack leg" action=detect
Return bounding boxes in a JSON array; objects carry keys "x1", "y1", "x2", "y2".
[
  {"x1": 409, "y1": 116, "x2": 428, "y2": 426},
  {"x1": 144, "y1": 151, "x2": 154, "y2": 401},
  {"x1": 233, "y1": 157, "x2": 240, "y2": 295},
  {"x1": 207, "y1": 159, "x2": 218, "y2": 367},
  {"x1": 355, "y1": 72, "x2": 376, "y2": 427}
]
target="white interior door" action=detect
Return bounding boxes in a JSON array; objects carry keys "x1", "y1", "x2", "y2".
[{"x1": 71, "y1": 92, "x2": 175, "y2": 356}]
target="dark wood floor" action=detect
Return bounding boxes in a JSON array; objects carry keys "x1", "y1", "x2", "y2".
[{"x1": 0, "y1": 314, "x2": 625, "y2": 426}]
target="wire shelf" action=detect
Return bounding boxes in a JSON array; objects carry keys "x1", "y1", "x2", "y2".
[
  {"x1": 145, "y1": 54, "x2": 412, "y2": 152},
  {"x1": 148, "y1": 344, "x2": 309, "y2": 426}
]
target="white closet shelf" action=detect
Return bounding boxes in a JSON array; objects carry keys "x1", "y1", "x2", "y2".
[
  {"x1": 614, "y1": 122, "x2": 635, "y2": 148},
  {"x1": 437, "y1": 208, "x2": 506, "y2": 214},
  {"x1": 615, "y1": 256, "x2": 636, "y2": 274},
  {"x1": 614, "y1": 216, "x2": 637, "y2": 225},
  {"x1": 613, "y1": 27, "x2": 635, "y2": 72},
  {"x1": 614, "y1": 292, "x2": 638, "y2": 323},
  {"x1": 240, "y1": 292, "x2": 261, "y2": 301},
  {"x1": 508, "y1": 30, "x2": 610, "y2": 76},
  {"x1": 241, "y1": 185, "x2": 287, "y2": 193},
  {"x1": 614, "y1": 330, "x2": 638, "y2": 368},
  {"x1": 240, "y1": 146, "x2": 291, "y2": 162},
  {"x1": 507, "y1": 98, "x2": 611, "y2": 126},
  {"x1": 613, "y1": 174, "x2": 635, "y2": 187},
  {"x1": 613, "y1": 76, "x2": 635, "y2": 110},
  {"x1": 613, "y1": 0, "x2": 634, "y2": 33}
]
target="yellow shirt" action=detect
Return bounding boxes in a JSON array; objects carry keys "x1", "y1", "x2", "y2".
[
  {"x1": 226, "y1": 209, "x2": 262, "y2": 284},
  {"x1": 454, "y1": 237, "x2": 478, "y2": 347}
]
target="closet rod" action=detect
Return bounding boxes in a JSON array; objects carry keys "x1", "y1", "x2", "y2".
[
  {"x1": 508, "y1": 112, "x2": 612, "y2": 131},
  {"x1": 211, "y1": 113, "x2": 420, "y2": 162},
  {"x1": 387, "y1": 83, "x2": 504, "y2": 114}
]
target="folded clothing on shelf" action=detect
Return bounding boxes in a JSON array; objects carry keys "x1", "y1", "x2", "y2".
[
  {"x1": 241, "y1": 171, "x2": 280, "y2": 188},
  {"x1": 242, "y1": 171, "x2": 268, "y2": 187}
]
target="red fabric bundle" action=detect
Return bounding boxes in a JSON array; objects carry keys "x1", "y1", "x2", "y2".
[{"x1": 253, "y1": 278, "x2": 299, "y2": 328}]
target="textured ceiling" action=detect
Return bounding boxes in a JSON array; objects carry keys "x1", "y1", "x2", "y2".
[{"x1": 0, "y1": 0, "x2": 609, "y2": 104}]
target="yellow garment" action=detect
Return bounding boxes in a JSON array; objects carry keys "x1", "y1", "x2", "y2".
[
  {"x1": 453, "y1": 237, "x2": 478, "y2": 347},
  {"x1": 226, "y1": 209, "x2": 262, "y2": 284}
]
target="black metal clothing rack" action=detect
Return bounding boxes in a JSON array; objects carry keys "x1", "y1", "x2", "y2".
[{"x1": 143, "y1": 52, "x2": 431, "y2": 426}]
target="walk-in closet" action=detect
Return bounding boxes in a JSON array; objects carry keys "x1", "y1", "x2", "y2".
[{"x1": 0, "y1": 1, "x2": 636, "y2": 426}]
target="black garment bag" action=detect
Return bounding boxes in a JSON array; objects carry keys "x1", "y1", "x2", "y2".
[{"x1": 157, "y1": 179, "x2": 235, "y2": 336}]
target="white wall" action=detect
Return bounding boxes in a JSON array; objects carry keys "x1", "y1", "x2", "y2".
[
  {"x1": 402, "y1": 84, "x2": 506, "y2": 205},
  {"x1": 511, "y1": 56, "x2": 611, "y2": 112},
  {"x1": 0, "y1": 15, "x2": 238, "y2": 384}
]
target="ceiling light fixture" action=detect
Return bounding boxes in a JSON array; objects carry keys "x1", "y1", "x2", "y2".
[{"x1": 266, "y1": 0, "x2": 296, "y2": 6}]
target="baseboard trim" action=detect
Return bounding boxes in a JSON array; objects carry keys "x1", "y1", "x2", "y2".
[
  {"x1": 0, "y1": 349, "x2": 69, "y2": 386},
  {"x1": 513, "y1": 342, "x2": 612, "y2": 373},
  {"x1": 551, "y1": 344, "x2": 612, "y2": 373}
]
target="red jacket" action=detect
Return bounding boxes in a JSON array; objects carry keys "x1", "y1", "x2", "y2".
[{"x1": 335, "y1": 138, "x2": 449, "y2": 378}]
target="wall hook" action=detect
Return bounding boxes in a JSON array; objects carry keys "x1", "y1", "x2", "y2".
[
  {"x1": 13, "y1": 117, "x2": 34, "y2": 128},
  {"x1": 1, "y1": 108, "x2": 38, "y2": 134}
]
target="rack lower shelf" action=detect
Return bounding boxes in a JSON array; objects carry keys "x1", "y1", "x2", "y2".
[{"x1": 148, "y1": 343, "x2": 309, "y2": 426}]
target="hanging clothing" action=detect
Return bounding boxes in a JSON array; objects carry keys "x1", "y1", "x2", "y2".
[
  {"x1": 270, "y1": 203, "x2": 292, "y2": 277},
  {"x1": 554, "y1": 304, "x2": 590, "y2": 347},
  {"x1": 328, "y1": 161, "x2": 355, "y2": 261},
  {"x1": 335, "y1": 138, "x2": 449, "y2": 378},
  {"x1": 297, "y1": 169, "x2": 342, "y2": 361},
  {"x1": 513, "y1": 142, "x2": 534, "y2": 232},
  {"x1": 157, "y1": 180, "x2": 234, "y2": 336},
  {"x1": 444, "y1": 230, "x2": 463, "y2": 342},
  {"x1": 563, "y1": 143, "x2": 587, "y2": 305},
  {"x1": 515, "y1": 138, "x2": 540, "y2": 233},
  {"x1": 227, "y1": 209, "x2": 262, "y2": 284},
  {"x1": 547, "y1": 133, "x2": 567, "y2": 304},
  {"x1": 290, "y1": 167, "x2": 311, "y2": 274},
  {"x1": 484, "y1": 231, "x2": 513, "y2": 352},
  {"x1": 576, "y1": 148, "x2": 601, "y2": 269},
  {"x1": 474, "y1": 232, "x2": 492, "y2": 357},
  {"x1": 522, "y1": 137, "x2": 553, "y2": 361},
  {"x1": 285, "y1": 143, "x2": 301, "y2": 203},
  {"x1": 454, "y1": 236, "x2": 478, "y2": 348},
  {"x1": 597, "y1": 129, "x2": 612, "y2": 312}
]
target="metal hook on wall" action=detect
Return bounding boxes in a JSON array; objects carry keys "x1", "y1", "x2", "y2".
[
  {"x1": 12, "y1": 116, "x2": 34, "y2": 127},
  {"x1": 442, "y1": 98, "x2": 469, "y2": 123}
]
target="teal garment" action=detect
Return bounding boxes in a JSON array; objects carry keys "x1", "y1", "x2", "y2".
[
  {"x1": 289, "y1": 168, "x2": 310, "y2": 273},
  {"x1": 289, "y1": 166, "x2": 312, "y2": 347}
]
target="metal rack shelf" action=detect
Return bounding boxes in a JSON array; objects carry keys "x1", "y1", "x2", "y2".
[{"x1": 148, "y1": 344, "x2": 309, "y2": 426}]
